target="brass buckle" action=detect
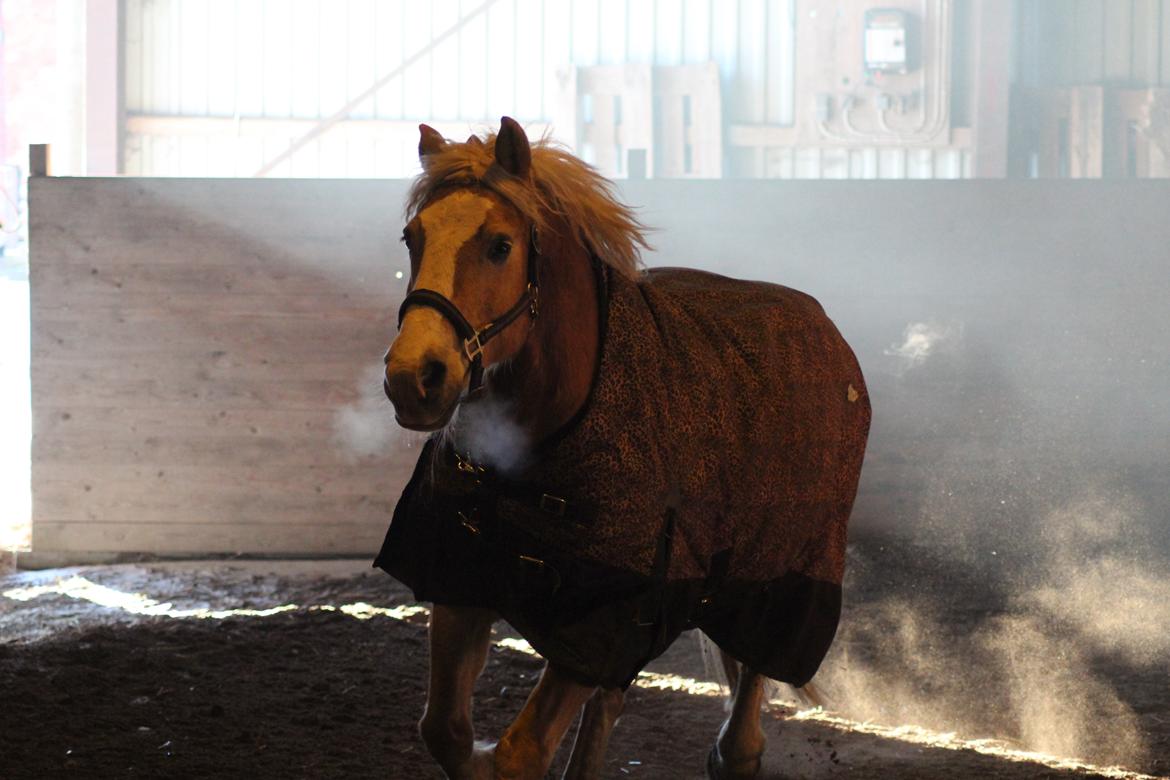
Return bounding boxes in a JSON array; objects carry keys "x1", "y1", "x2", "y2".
[
  {"x1": 539, "y1": 494, "x2": 566, "y2": 517},
  {"x1": 457, "y1": 509, "x2": 481, "y2": 536},
  {"x1": 518, "y1": 554, "x2": 561, "y2": 593},
  {"x1": 454, "y1": 451, "x2": 485, "y2": 476},
  {"x1": 527, "y1": 283, "x2": 539, "y2": 318}
]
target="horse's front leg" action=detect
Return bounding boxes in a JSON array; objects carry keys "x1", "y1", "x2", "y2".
[
  {"x1": 419, "y1": 604, "x2": 496, "y2": 778},
  {"x1": 484, "y1": 663, "x2": 597, "y2": 779}
]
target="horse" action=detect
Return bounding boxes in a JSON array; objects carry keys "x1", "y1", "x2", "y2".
[{"x1": 377, "y1": 117, "x2": 871, "y2": 779}]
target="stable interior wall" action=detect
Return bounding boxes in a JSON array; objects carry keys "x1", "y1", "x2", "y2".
[{"x1": 28, "y1": 177, "x2": 1170, "y2": 559}]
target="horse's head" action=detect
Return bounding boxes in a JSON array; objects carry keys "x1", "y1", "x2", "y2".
[{"x1": 384, "y1": 118, "x2": 538, "y2": 431}]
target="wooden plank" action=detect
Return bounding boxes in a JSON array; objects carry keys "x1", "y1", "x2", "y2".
[
  {"x1": 37, "y1": 462, "x2": 422, "y2": 500},
  {"x1": 971, "y1": 0, "x2": 1014, "y2": 176},
  {"x1": 654, "y1": 63, "x2": 722, "y2": 177},
  {"x1": 32, "y1": 374, "x2": 381, "y2": 412},
  {"x1": 31, "y1": 407, "x2": 411, "y2": 469},
  {"x1": 1069, "y1": 86, "x2": 1105, "y2": 177},
  {"x1": 32, "y1": 491, "x2": 399, "y2": 528},
  {"x1": 32, "y1": 521, "x2": 387, "y2": 556}
]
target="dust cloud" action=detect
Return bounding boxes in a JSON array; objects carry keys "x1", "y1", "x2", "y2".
[
  {"x1": 883, "y1": 320, "x2": 963, "y2": 371},
  {"x1": 809, "y1": 488, "x2": 1166, "y2": 769}
]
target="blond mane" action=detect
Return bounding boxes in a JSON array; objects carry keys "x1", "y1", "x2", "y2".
[{"x1": 405, "y1": 129, "x2": 649, "y2": 279}]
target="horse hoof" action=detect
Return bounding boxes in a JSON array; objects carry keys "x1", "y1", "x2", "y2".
[{"x1": 706, "y1": 743, "x2": 763, "y2": 780}]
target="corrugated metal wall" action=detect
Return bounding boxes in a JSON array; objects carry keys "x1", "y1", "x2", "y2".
[
  {"x1": 122, "y1": 0, "x2": 978, "y2": 179},
  {"x1": 1017, "y1": 0, "x2": 1170, "y2": 88},
  {"x1": 123, "y1": 0, "x2": 802, "y2": 177}
]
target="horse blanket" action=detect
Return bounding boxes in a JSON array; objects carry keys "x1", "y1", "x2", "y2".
[{"x1": 376, "y1": 266, "x2": 871, "y2": 689}]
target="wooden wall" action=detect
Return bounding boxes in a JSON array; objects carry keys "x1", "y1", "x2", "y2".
[
  {"x1": 29, "y1": 177, "x2": 417, "y2": 556},
  {"x1": 29, "y1": 176, "x2": 1170, "y2": 557}
]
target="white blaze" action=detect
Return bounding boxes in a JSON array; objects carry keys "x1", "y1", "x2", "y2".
[{"x1": 397, "y1": 191, "x2": 495, "y2": 351}]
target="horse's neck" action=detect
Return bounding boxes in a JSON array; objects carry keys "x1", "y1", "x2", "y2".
[{"x1": 468, "y1": 233, "x2": 600, "y2": 461}]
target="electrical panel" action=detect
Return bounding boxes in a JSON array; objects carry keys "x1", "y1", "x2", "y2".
[
  {"x1": 797, "y1": 0, "x2": 953, "y2": 147},
  {"x1": 864, "y1": 9, "x2": 913, "y2": 75}
]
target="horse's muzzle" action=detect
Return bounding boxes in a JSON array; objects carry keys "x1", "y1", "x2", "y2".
[{"x1": 383, "y1": 355, "x2": 460, "y2": 431}]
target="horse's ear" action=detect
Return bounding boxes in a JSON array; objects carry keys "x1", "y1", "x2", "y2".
[
  {"x1": 494, "y1": 116, "x2": 531, "y2": 179},
  {"x1": 418, "y1": 124, "x2": 446, "y2": 160},
  {"x1": 466, "y1": 134, "x2": 484, "y2": 149}
]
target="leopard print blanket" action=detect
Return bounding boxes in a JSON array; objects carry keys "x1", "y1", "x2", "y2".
[{"x1": 377, "y1": 266, "x2": 871, "y2": 688}]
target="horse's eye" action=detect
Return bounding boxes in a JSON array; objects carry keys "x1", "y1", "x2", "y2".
[{"x1": 488, "y1": 238, "x2": 512, "y2": 263}]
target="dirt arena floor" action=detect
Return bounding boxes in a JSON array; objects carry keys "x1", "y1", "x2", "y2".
[{"x1": 1, "y1": 539, "x2": 1166, "y2": 779}]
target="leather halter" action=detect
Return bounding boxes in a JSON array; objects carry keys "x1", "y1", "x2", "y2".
[{"x1": 397, "y1": 225, "x2": 541, "y2": 396}]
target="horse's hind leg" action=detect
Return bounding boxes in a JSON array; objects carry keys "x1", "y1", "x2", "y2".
[
  {"x1": 707, "y1": 657, "x2": 768, "y2": 780},
  {"x1": 418, "y1": 604, "x2": 496, "y2": 778},
  {"x1": 562, "y1": 686, "x2": 625, "y2": 779}
]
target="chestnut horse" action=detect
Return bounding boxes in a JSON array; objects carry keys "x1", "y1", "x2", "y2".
[{"x1": 379, "y1": 117, "x2": 870, "y2": 779}]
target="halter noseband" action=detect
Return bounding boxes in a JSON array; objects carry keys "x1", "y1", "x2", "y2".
[{"x1": 396, "y1": 224, "x2": 541, "y2": 396}]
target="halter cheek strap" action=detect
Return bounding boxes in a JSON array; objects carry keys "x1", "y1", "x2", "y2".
[{"x1": 396, "y1": 225, "x2": 541, "y2": 396}]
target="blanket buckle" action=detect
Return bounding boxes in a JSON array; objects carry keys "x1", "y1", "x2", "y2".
[{"x1": 539, "y1": 493, "x2": 567, "y2": 517}]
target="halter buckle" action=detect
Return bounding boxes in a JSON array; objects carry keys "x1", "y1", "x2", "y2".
[
  {"x1": 464, "y1": 330, "x2": 488, "y2": 363},
  {"x1": 528, "y1": 283, "x2": 539, "y2": 318}
]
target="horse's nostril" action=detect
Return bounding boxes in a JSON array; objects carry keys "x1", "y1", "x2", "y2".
[{"x1": 419, "y1": 359, "x2": 447, "y2": 395}]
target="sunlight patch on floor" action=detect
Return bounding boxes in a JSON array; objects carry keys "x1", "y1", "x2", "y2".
[{"x1": 3, "y1": 575, "x2": 298, "y2": 619}]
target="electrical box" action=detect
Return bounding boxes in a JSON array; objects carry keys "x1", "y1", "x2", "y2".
[{"x1": 863, "y1": 8, "x2": 912, "y2": 75}]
